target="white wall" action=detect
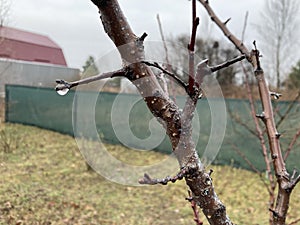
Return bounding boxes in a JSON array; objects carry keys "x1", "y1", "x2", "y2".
[{"x1": 0, "y1": 58, "x2": 80, "y2": 97}]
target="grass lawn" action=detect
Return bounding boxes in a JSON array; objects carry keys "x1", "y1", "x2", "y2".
[{"x1": 0, "y1": 123, "x2": 299, "y2": 224}]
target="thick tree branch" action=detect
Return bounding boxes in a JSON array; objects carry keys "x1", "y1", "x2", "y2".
[
  {"x1": 87, "y1": 1, "x2": 234, "y2": 224},
  {"x1": 198, "y1": 1, "x2": 298, "y2": 224}
]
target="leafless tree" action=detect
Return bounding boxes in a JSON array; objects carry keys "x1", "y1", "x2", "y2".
[
  {"x1": 255, "y1": 0, "x2": 300, "y2": 89},
  {"x1": 0, "y1": 0, "x2": 11, "y2": 26},
  {"x1": 56, "y1": 1, "x2": 300, "y2": 224}
]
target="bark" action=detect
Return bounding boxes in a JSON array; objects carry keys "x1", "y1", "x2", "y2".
[{"x1": 90, "y1": 0, "x2": 233, "y2": 224}]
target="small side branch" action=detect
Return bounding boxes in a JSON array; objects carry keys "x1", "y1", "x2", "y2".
[
  {"x1": 141, "y1": 61, "x2": 188, "y2": 92},
  {"x1": 188, "y1": 0, "x2": 200, "y2": 93},
  {"x1": 288, "y1": 218, "x2": 300, "y2": 225},
  {"x1": 55, "y1": 68, "x2": 127, "y2": 91},
  {"x1": 284, "y1": 129, "x2": 300, "y2": 161},
  {"x1": 289, "y1": 170, "x2": 300, "y2": 189},
  {"x1": 230, "y1": 143, "x2": 260, "y2": 174},
  {"x1": 241, "y1": 11, "x2": 248, "y2": 42},
  {"x1": 276, "y1": 91, "x2": 300, "y2": 128},
  {"x1": 230, "y1": 142, "x2": 274, "y2": 195},
  {"x1": 188, "y1": 0, "x2": 199, "y2": 52},
  {"x1": 186, "y1": 190, "x2": 203, "y2": 225},
  {"x1": 138, "y1": 167, "x2": 195, "y2": 185},
  {"x1": 210, "y1": 54, "x2": 246, "y2": 73}
]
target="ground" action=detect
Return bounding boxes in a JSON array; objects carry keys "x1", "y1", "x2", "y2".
[{"x1": 0, "y1": 123, "x2": 299, "y2": 224}]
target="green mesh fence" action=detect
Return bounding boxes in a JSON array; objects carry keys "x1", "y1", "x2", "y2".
[{"x1": 5, "y1": 84, "x2": 300, "y2": 172}]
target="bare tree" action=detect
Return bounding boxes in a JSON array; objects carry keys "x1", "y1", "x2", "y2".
[
  {"x1": 255, "y1": 0, "x2": 300, "y2": 89},
  {"x1": 56, "y1": 1, "x2": 300, "y2": 224},
  {"x1": 0, "y1": 0, "x2": 11, "y2": 26}
]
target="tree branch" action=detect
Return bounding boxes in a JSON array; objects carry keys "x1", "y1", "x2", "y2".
[
  {"x1": 188, "y1": 0, "x2": 200, "y2": 93},
  {"x1": 230, "y1": 142, "x2": 260, "y2": 174},
  {"x1": 82, "y1": 1, "x2": 236, "y2": 224},
  {"x1": 55, "y1": 68, "x2": 127, "y2": 91},
  {"x1": 241, "y1": 11, "x2": 249, "y2": 43},
  {"x1": 198, "y1": 1, "x2": 297, "y2": 224},
  {"x1": 230, "y1": 142, "x2": 274, "y2": 196},
  {"x1": 276, "y1": 91, "x2": 300, "y2": 128},
  {"x1": 186, "y1": 190, "x2": 203, "y2": 225},
  {"x1": 288, "y1": 218, "x2": 300, "y2": 225},
  {"x1": 141, "y1": 61, "x2": 188, "y2": 92},
  {"x1": 241, "y1": 62, "x2": 274, "y2": 185},
  {"x1": 197, "y1": 0, "x2": 251, "y2": 59},
  {"x1": 284, "y1": 129, "x2": 300, "y2": 161},
  {"x1": 156, "y1": 14, "x2": 171, "y2": 95},
  {"x1": 138, "y1": 167, "x2": 195, "y2": 185},
  {"x1": 210, "y1": 54, "x2": 246, "y2": 73}
]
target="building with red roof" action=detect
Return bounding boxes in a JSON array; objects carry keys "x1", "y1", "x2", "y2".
[{"x1": 0, "y1": 26, "x2": 67, "y2": 66}]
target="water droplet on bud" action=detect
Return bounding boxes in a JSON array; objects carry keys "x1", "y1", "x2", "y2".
[{"x1": 56, "y1": 84, "x2": 70, "y2": 96}]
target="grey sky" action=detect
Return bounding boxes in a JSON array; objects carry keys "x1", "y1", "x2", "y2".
[{"x1": 10, "y1": 1, "x2": 264, "y2": 69}]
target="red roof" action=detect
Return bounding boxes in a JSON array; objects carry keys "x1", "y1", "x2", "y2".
[{"x1": 0, "y1": 26, "x2": 67, "y2": 66}]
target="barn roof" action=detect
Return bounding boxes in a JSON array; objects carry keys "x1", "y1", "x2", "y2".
[
  {"x1": 0, "y1": 26, "x2": 60, "y2": 49},
  {"x1": 0, "y1": 26, "x2": 67, "y2": 66}
]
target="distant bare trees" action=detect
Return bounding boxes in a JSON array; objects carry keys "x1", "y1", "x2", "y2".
[
  {"x1": 169, "y1": 35, "x2": 239, "y2": 87},
  {"x1": 255, "y1": 0, "x2": 300, "y2": 89},
  {"x1": 0, "y1": 0, "x2": 11, "y2": 26}
]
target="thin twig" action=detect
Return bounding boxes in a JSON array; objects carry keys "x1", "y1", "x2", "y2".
[
  {"x1": 210, "y1": 55, "x2": 246, "y2": 72},
  {"x1": 284, "y1": 129, "x2": 300, "y2": 161},
  {"x1": 141, "y1": 61, "x2": 188, "y2": 92},
  {"x1": 230, "y1": 142, "x2": 273, "y2": 195},
  {"x1": 241, "y1": 11, "x2": 249, "y2": 43},
  {"x1": 138, "y1": 167, "x2": 195, "y2": 185},
  {"x1": 289, "y1": 171, "x2": 300, "y2": 189},
  {"x1": 276, "y1": 91, "x2": 300, "y2": 128},
  {"x1": 241, "y1": 62, "x2": 276, "y2": 207},
  {"x1": 186, "y1": 190, "x2": 203, "y2": 225},
  {"x1": 156, "y1": 14, "x2": 170, "y2": 95},
  {"x1": 288, "y1": 218, "x2": 300, "y2": 225},
  {"x1": 228, "y1": 109, "x2": 258, "y2": 138},
  {"x1": 230, "y1": 143, "x2": 260, "y2": 173}
]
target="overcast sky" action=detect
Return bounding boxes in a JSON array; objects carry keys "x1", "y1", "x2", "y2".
[{"x1": 9, "y1": 0, "x2": 265, "y2": 69}]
